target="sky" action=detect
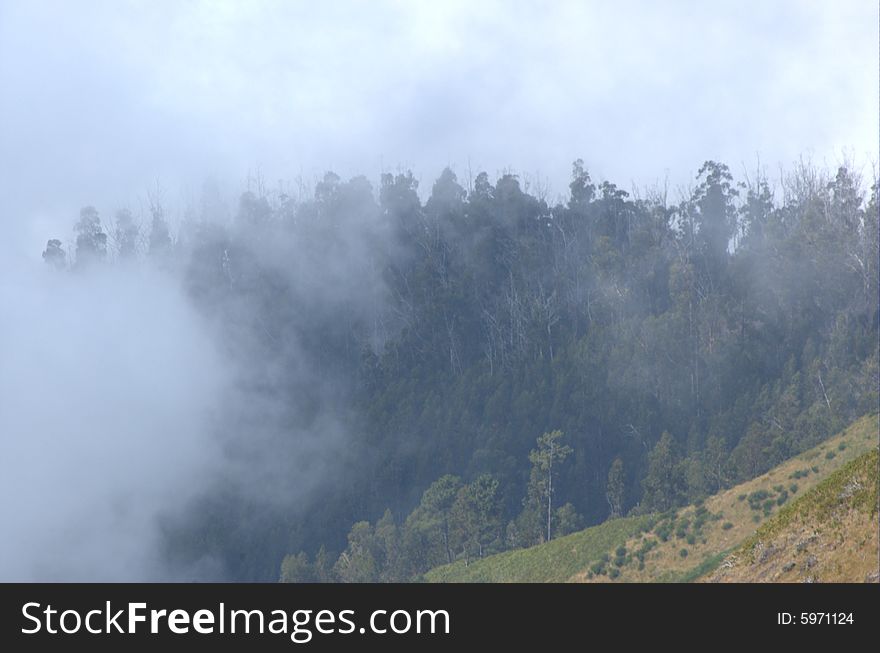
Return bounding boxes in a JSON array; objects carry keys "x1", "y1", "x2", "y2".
[{"x1": 0, "y1": 0, "x2": 877, "y2": 258}]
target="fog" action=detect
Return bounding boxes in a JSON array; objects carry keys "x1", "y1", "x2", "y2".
[
  {"x1": 0, "y1": 1, "x2": 876, "y2": 582},
  {"x1": 2, "y1": 1, "x2": 877, "y2": 256},
  {"x1": 0, "y1": 264, "x2": 227, "y2": 580}
]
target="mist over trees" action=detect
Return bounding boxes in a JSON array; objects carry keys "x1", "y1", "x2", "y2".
[{"x1": 41, "y1": 159, "x2": 879, "y2": 581}]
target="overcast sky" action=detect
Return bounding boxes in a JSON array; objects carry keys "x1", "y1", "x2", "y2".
[{"x1": 1, "y1": 0, "x2": 877, "y2": 258}]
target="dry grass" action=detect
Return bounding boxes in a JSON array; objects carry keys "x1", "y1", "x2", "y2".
[
  {"x1": 707, "y1": 447, "x2": 879, "y2": 583},
  {"x1": 574, "y1": 413, "x2": 878, "y2": 583}
]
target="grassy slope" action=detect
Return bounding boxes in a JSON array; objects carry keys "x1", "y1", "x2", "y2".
[
  {"x1": 424, "y1": 514, "x2": 653, "y2": 582},
  {"x1": 705, "y1": 448, "x2": 879, "y2": 583},
  {"x1": 426, "y1": 413, "x2": 878, "y2": 583}
]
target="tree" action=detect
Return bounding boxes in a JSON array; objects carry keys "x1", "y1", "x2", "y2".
[
  {"x1": 41, "y1": 239, "x2": 66, "y2": 269},
  {"x1": 641, "y1": 432, "x2": 685, "y2": 512},
  {"x1": 114, "y1": 209, "x2": 140, "y2": 260},
  {"x1": 148, "y1": 200, "x2": 172, "y2": 260},
  {"x1": 333, "y1": 521, "x2": 379, "y2": 583},
  {"x1": 74, "y1": 206, "x2": 107, "y2": 268},
  {"x1": 450, "y1": 474, "x2": 503, "y2": 561},
  {"x1": 279, "y1": 551, "x2": 315, "y2": 583},
  {"x1": 606, "y1": 457, "x2": 625, "y2": 518},
  {"x1": 554, "y1": 503, "x2": 583, "y2": 536},
  {"x1": 527, "y1": 430, "x2": 573, "y2": 542},
  {"x1": 401, "y1": 475, "x2": 462, "y2": 570},
  {"x1": 313, "y1": 545, "x2": 334, "y2": 583}
]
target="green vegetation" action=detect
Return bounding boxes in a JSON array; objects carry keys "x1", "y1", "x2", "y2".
[
  {"x1": 741, "y1": 448, "x2": 879, "y2": 555},
  {"x1": 424, "y1": 515, "x2": 652, "y2": 582},
  {"x1": 706, "y1": 447, "x2": 879, "y2": 582},
  {"x1": 677, "y1": 548, "x2": 735, "y2": 583},
  {"x1": 44, "y1": 151, "x2": 878, "y2": 581},
  {"x1": 427, "y1": 415, "x2": 877, "y2": 583}
]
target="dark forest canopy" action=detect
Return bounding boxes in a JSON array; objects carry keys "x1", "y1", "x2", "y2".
[{"x1": 43, "y1": 160, "x2": 879, "y2": 581}]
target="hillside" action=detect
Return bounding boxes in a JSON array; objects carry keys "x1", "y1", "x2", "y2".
[
  {"x1": 706, "y1": 448, "x2": 879, "y2": 583},
  {"x1": 425, "y1": 413, "x2": 878, "y2": 583},
  {"x1": 423, "y1": 514, "x2": 654, "y2": 583}
]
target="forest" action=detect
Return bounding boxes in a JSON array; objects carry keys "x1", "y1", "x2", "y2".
[{"x1": 42, "y1": 159, "x2": 879, "y2": 581}]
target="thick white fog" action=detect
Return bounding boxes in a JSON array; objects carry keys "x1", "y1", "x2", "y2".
[{"x1": 0, "y1": 262, "x2": 228, "y2": 580}]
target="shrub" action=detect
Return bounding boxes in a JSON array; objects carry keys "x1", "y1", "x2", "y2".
[
  {"x1": 613, "y1": 556, "x2": 626, "y2": 568},
  {"x1": 811, "y1": 466, "x2": 820, "y2": 473},
  {"x1": 590, "y1": 562, "x2": 605, "y2": 575},
  {"x1": 722, "y1": 522, "x2": 734, "y2": 530},
  {"x1": 789, "y1": 483, "x2": 799, "y2": 493},
  {"x1": 655, "y1": 523, "x2": 672, "y2": 542},
  {"x1": 737, "y1": 494, "x2": 747, "y2": 502},
  {"x1": 838, "y1": 443, "x2": 846, "y2": 451},
  {"x1": 752, "y1": 514, "x2": 761, "y2": 523},
  {"x1": 825, "y1": 451, "x2": 836, "y2": 460},
  {"x1": 679, "y1": 548, "x2": 689, "y2": 558},
  {"x1": 686, "y1": 534, "x2": 696, "y2": 545},
  {"x1": 615, "y1": 545, "x2": 627, "y2": 557},
  {"x1": 608, "y1": 567, "x2": 620, "y2": 579},
  {"x1": 748, "y1": 490, "x2": 771, "y2": 510},
  {"x1": 773, "y1": 485, "x2": 784, "y2": 493},
  {"x1": 776, "y1": 490, "x2": 789, "y2": 506}
]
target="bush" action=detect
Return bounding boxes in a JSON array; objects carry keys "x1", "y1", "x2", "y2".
[
  {"x1": 773, "y1": 485, "x2": 784, "y2": 493},
  {"x1": 679, "y1": 548, "x2": 689, "y2": 558},
  {"x1": 752, "y1": 515, "x2": 761, "y2": 523},
  {"x1": 789, "y1": 483, "x2": 799, "y2": 493},
  {"x1": 838, "y1": 442, "x2": 846, "y2": 451},
  {"x1": 811, "y1": 466, "x2": 820, "y2": 473},
  {"x1": 825, "y1": 451, "x2": 836, "y2": 460},
  {"x1": 776, "y1": 490, "x2": 789, "y2": 506},
  {"x1": 615, "y1": 545, "x2": 627, "y2": 557},
  {"x1": 748, "y1": 490, "x2": 771, "y2": 510},
  {"x1": 737, "y1": 494, "x2": 747, "y2": 502},
  {"x1": 722, "y1": 522, "x2": 734, "y2": 530},
  {"x1": 686, "y1": 534, "x2": 696, "y2": 545},
  {"x1": 608, "y1": 567, "x2": 620, "y2": 579},
  {"x1": 613, "y1": 556, "x2": 626, "y2": 567},
  {"x1": 655, "y1": 523, "x2": 672, "y2": 542},
  {"x1": 590, "y1": 562, "x2": 605, "y2": 575}
]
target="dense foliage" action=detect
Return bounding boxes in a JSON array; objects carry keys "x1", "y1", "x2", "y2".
[{"x1": 43, "y1": 159, "x2": 879, "y2": 580}]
